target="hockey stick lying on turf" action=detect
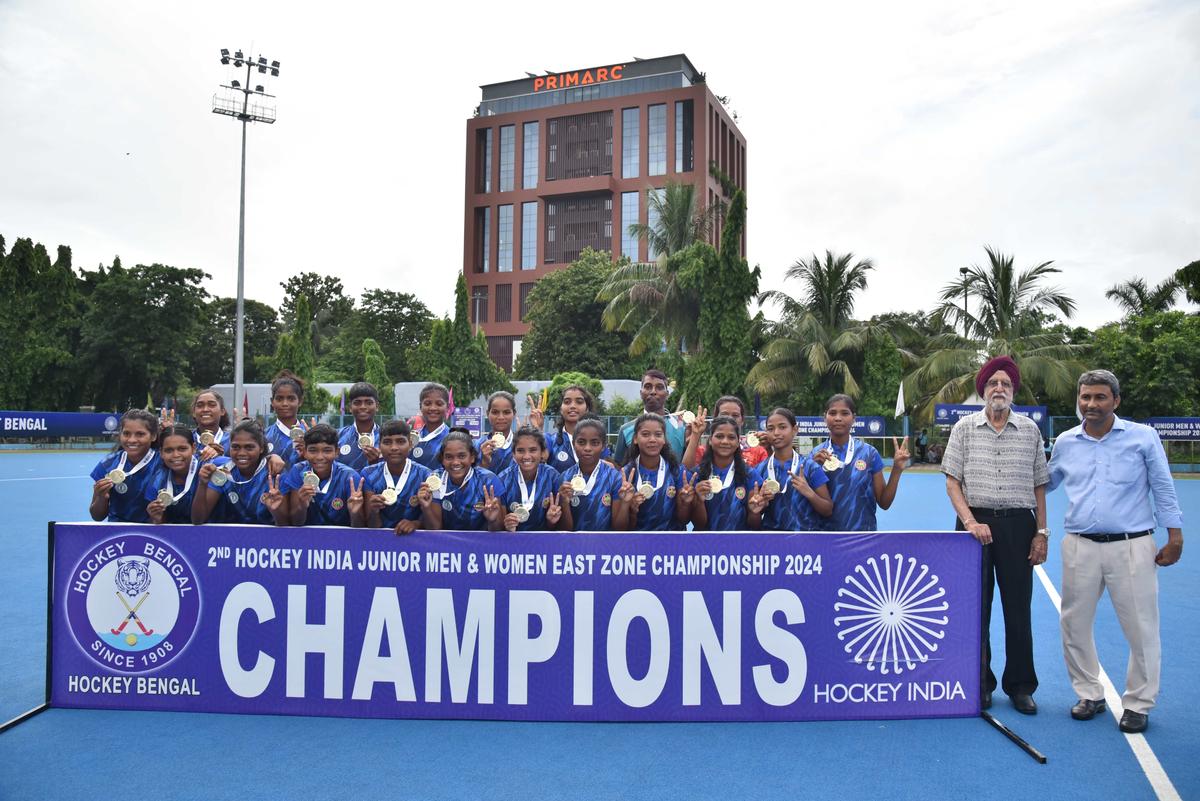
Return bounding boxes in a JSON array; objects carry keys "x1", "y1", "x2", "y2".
[{"x1": 114, "y1": 591, "x2": 153, "y2": 635}]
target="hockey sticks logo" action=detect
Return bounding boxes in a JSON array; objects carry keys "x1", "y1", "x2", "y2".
[{"x1": 66, "y1": 533, "x2": 200, "y2": 674}]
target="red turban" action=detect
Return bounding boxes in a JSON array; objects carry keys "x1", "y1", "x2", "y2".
[{"x1": 976, "y1": 356, "x2": 1020, "y2": 397}]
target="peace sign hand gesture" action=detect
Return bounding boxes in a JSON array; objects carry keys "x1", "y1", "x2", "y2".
[
  {"x1": 261, "y1": 473, "x2": 286, "y2": 513},
  {"x1": 892, "y1": 436, "x2": 911, "y2": 471},
  {"x1": 546, "y1": 492, "x2": 563, "y2": 525},
  {"x1": 688, "y1": 405, "x2": 708, "y2": 441},
  {"x1": 158, "y1": 407, "x2": 176, "y2": 430},
  {"x1": 346, "y1": 476, "x2": 365, "y2": 517},
  {"x1": 678, "y1": 472, "x2": 697, "y2": 505},
  {"x1": 790, "y1": 470, "x2": 811, "y2": 494},
  {"x1": 617, "y1": 466, "x2": 636, "y2": 503},
  {"x1": 481, "y1": 484, "x2": 504, "y2": 523},
  {"x1": 747, "y1": 482, "x2": 768, "y2": 514},
  {"x1": 528, "y1": 406, "x2": 545, "y2": 430}
]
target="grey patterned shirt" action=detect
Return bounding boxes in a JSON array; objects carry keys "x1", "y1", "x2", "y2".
[{"x1": 942, "y1": 410, "x2": 1048, "y2": 509}]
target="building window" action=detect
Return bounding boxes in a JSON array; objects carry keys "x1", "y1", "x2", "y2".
[
  {"x1": 522, "y1": 122, "x2": 539, "y2": 189},
  {"x1": 498, "y1": 126, "x2": 515, "y2": 192},
  {"x1": 496, "y1": 283, "x2": 512, "y2": 323},
  {"x1": 497, "y1": 205, "x2": 513, "y2": 272},
  {"x1": 546, "y1": 111, "x2": 613, "y2": 181},
  {"x1": 477, "y1": 128, "x2": 492, "y2": 193},
  {"x1": 621, "y1": 191, "x2": 639, "y2": 261},
  {"x1": 675, "y1": 99, "x2": 693, "y2": 173},
  {"x1": 519, "y1": 282, "x2": 535, "y2": 320},
  {"x1": 521, "y1": 202, "x2": 537, "y2": 269},
  {"x1": 621, "y1": 107, "x2": 639, "y2": 179},
  {"x1": 544, "y1": 194, "x2": 612, "y2": 265},
  {"x1": 475, "y1": 208, "x2": 490, "y2": 272},
  {"x1": 646, "y1": 188, "x2": 664, "y2": 260},
  {"x1": 648, "y1": 104, "x2": 666, "y2": 176},
  {"x1": 471, "y1": 287, "x2": 489, "y2": 325}
]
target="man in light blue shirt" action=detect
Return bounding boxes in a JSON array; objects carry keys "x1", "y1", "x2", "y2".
[{"x1": 1048, "y1": 370, "x2": 1184, "y2": 734}]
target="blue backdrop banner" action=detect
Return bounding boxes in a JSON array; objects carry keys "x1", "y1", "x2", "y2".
[
  {"x1": 1143, "y1": 417, "x2": 1200, "y2": 440},
  {"x1": 756, "y1": 416, "x2": 888, "y2": 437},
  {"x1": 51, "y1": 524, "x2": 982, "y2": 722},
  {"x1": 934, "y1": 404, "x2": 1048, "y2": 429},
  {"x1": 1, "y1": 411, "x2": 121, "y2": 437}
]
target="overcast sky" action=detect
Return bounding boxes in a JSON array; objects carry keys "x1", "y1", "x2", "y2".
[{"x1": 2, "y1": 0, "x2": 1197, "y2": 330}]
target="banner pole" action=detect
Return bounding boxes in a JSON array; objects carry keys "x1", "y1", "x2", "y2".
[
  {"x1": 981, "y1": 711, "x2": 1047, "y2": 764},
  {"x1": 2, "y1": 522, "x2": 56, "y2": 735}
]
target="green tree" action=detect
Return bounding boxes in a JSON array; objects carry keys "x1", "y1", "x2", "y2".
[
  {"x1": 858, "y1": 339, "x2": 904, "y2": 417},
  {"x1": 912, "y1": 247, "x2": 1085, "y2": 415},
  {"x1": 269, "y1": 293, "x2": 332, "y2": 413},
  {"x1": 676, "y1": 190, "x2": 760, "y2": 406},
  {"x1": 410, "y1": 274, "x2": 515, "y2": 401},
  {"x1": 362, "y1": 338, "x2": 394, "y2": 414},
  {"x1": 1105, "y1": 276, "x2": 1180, "y2": 318},
  {"x1": 0, "y1": 237, "x2": 81, "y2": 409},
  {"x1": 278, "y1": 272, "x2": 354, "y2": 355},
  {"x1": 748, "y1": 251, "x2": 896, "y2": 401},
  {"x1": 1175, "y1": 260, "x2": 1200, "y2": 306},
  {"x1": 545, "y1": 371, "x2": 606, "y2": 416},
  {"x1": 188, "y1": 298, "x2": 280, "y2": 387},
  {"x1": 77, "y1": 261, "x2": 210, "y2": 409},
  {"x1": 625, "y1": 182, "x2": 717, "y2": 262},
  {"x1": 513, "y1": 248, "x2": 639, "y2": 379},
  {"x1": 1091, "y1": 312, "x2": 1200, "y2": 419},
  {"x1": 319, "y1": 289, "x2": 433, "y2": 381}
]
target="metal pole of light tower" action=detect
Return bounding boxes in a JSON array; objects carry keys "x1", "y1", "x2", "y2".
[
  {"x1": 959, "y1": 266, "x2": 970, "y2": 339},
  {"x1": 213, "y1": 49, "x2": 279, "y2": 421}
]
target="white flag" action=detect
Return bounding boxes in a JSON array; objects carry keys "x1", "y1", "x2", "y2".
[{"x1": 894, "y1": 380, "x2": 906, "y2": 418}]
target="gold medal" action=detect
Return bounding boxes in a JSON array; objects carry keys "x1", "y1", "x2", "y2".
[
  {"x1": 762, "y1": 478, "x2": 781, "y2": 494},
  {"x1": 746, "y1": 433, "x2": 760, "y2": 448},
  {"x1": 638, "y1": 482, "x2": 655, "y2": 500},
  {"x1": 409, "y1": 432, "x2": 420, "y2": 447},
  {"x1": 490, "y1": 432, "x2": 506, "y2": 448},
  {"x1": 289, "y1": 426, "x2": 304, "y2": 439},
  {"x1": 823, "y1": 456, "x2": 843, "y2": 472},
  {"x1": 381, "y1": 487, "x2": 398, "y2": 505},
  {"x1": 358, "y1": 434, "x2": 373, "y2": 449},
  {"x1": 199, "y1": 431, "x2": 215, "y2": 446},
  {"x1": 680, "y1": 410, "x2": 696, "y2": 425},
  {"x1": 425, "y1": 474, "x2": 443, "y2": 491},
  {"x1": 211, "y1": 467, "x2": 230, "y2": 486},
  {"x1": 570, "y1": 475, "x2": 587, "y2": 492},
  {"x1": 302, "y1": 471, "x2": 320, "y2": 488},
  {"x1": 107, "y1": 468, "x2": 127, "y2": 485},
  {"x1": 156, "y1": 488, "x2": 175, "y2": 506}
]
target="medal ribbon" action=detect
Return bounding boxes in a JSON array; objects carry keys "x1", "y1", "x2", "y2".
[
  {"x1": 302, "y1": 461, "x2": 334, "y2": 494},
  {"x1": 517, "y1": 469, "x2": 538, "y2": 510},
  {"x1": 356, "y1": 424, "x2": 379, "y2": 448},
  {"x1": 822, "y1": 434, "x2": 856, "y2": 468},
  {"x1": 712, "y1": 463, "x2": 735, "y2": 493},
  {"x1": 575, "y1": 462, "x2": 602, "y2": 496},
  {"x1": 768, "y1": 452, "x2": 801, "y2": 493},
  {"x1": 116, "y1": 448, "x2": 157, "y2": 480},
  {"x1": 194, "y1": 428, "x2": 230, "y2": 451},
  {"x1": 164, "y1": 457, "x2": 199, "y2": 501},
  {"x1": 639, "y1": 458, "x2": 667, "y2": 495},
  {"x1": 434, "y1": 468, "x2": 473, "y2": 501},
  {"x1": 419, "y1": 423, "x2": 447, "y2": 444},
  {"x1": 228, "y1": 458, "x2": 268, "y2": 486},
  {"x1": 384, "y1": 459, "x2": 413, "y2": 492}
]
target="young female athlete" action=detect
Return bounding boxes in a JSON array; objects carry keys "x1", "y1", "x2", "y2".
[
  {"x1": 280, "y1": 423, "x2": 362, "y2": 527},
  {"x1": 753, "y1": 407, "x2": 833, "y2": 531},
  {"x1": 543, "y1": 385, "x2": 611, "y2": 469},
  {"x1": 191, "y1": 389, "x2": 231, "y2": 463},
  {"x1": 89, "y1": 410, "x2": 161, "y2": 523},
  {"x1": 410, "y1": 382, "x2": 451, "y2": 469},
  {"x1": 337, "y1": 382, "x2": 382, "y2": 471},
  {"x1": 498, "y1": 426, "x2": 565, "y2": 532},
  {"x1": 358, "y1": 419, "x2": 441, "y2": 534},
  {"x1": 618, "y1": 413, "x2": 692, "y2": 531},
  {"x1": 429, "y1": 429, "x2": 504, "y2": 531},
  {"x1": 145, "y1": 425, "x2": 203, "y2": 524},
  {"x1": 810, "y1": 394, "x2": 909, "y2": 531},
  {"x1": 477, "y1": 390, "x2": 518, "y2": 476},
  {"x1": 557, "y1": 416, "x2": 625, "y2": 531},
  {"x1": 264, "y1": 371, "x2": 307, "y2": 468},
  {"x1": 192, "y1": 421, "x2": 288, "y2": 525},
  {"x1": 683, "y1": 395, "x2": 769, "y2": 469},
  {"x1": 688, "y1": 415, "x2": 765, "y2": 531}
]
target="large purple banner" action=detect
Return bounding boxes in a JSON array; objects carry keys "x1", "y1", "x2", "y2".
[{"x1": 50, "y1": 523, "x2": 981, "y2": 722}]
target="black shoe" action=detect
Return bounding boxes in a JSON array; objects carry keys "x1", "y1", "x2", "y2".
[
  {"x1": 1011, "y1": 693, "x2": 1038, "y2": 715},
  {"x1": 982, "y1": 690, "x2": 992, "y2": 710},
  {"x1": 1119, "y1": 710, "x2": 1148, "y2": 733},
  {"x1": 1071, "y1": 699, "x2": 1106, "y2": 720}
]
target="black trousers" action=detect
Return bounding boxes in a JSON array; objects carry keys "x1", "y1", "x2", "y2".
[{"x1": 957, "y1": 507, "x2": 1038, "y2": 697}]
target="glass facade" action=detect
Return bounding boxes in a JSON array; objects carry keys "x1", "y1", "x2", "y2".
[
  {"x1": 498, "y1": 205, "x2": 513, "y2": 271},
  {"x1": 621, "y1": 107, "x2": 639, "y2": 179},
  {"x1": 499, "y1": 125, "x2": 515, "y2": 192},
  {"x1": 675, "y1": 99, "x2": 694, "y2": 173},
  {"x1": 479, "y1": 129, "x2": 492, "y2": 193},
  {"x1": 522, "y1": 122, "x2": 539, "y2": 189},
  {"x1": 521, "y1": 202, "x2": 537, "y2": 269},
  {"x1": 479, "y1": 72, "x2": 690, "y2": 116},
  {"x1": 621, "y1": 191, "x2": 639, "y2": 261},
  {"x1": 478, "y1": 208, "x2": 490, "y2": 272},
  {"x1": 648, "y1": 104, "x2": 666, "y2": 176}
]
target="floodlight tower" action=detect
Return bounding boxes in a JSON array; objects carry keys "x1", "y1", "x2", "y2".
[{"x1": 212, "y1": 48, "x2": 280, "y2": 420}]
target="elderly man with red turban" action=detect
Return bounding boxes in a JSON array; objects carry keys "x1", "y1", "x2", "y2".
[{"x1": 942, "y1": 356, "x2": 1050, "y2": 714}]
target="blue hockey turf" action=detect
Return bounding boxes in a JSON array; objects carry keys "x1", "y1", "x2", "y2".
[{"x1": 1, "y1": 452, "x2": 1196, "y2": 800}]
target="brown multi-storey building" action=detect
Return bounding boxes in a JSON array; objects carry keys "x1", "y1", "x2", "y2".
[{"x1": 462, "y1": 54, "x2": 747, "y2": 370}]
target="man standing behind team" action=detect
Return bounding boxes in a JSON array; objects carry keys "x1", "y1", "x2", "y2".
[
  {"x1": 612, "y1": 369, "x2": 687, "y2": 463},
  {"x1": 942, "y1": 356, "x2": 1049, "y2": 715},
  {"x1": 1048, "y1": 370, "x2": 1183, "y2": 733}
]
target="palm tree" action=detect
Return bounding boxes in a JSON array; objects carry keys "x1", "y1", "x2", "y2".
[
  {"x1": 748, "y1": 251, "x2": 903, "y2": 397},
  {"x1": 910, "y1": 246, "x2": 1084, "y2": 410},
  {"x1": 1105, "y1": 276, "x2": 1180, "y2": 317},
  {"x1": 598, "y1": 182, "x2": 718, "y2": 354}
]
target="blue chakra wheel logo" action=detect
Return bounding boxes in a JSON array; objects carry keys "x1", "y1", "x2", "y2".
[
  {"x1": 833, "y1": 553, "x2": 948, "y2": 675},
  {"x1": 867, "y1": 420, "x2": 883, "y2": 434},
  {"x1": 66, "y1": 533, "x2": 200, "y2": 673}
]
